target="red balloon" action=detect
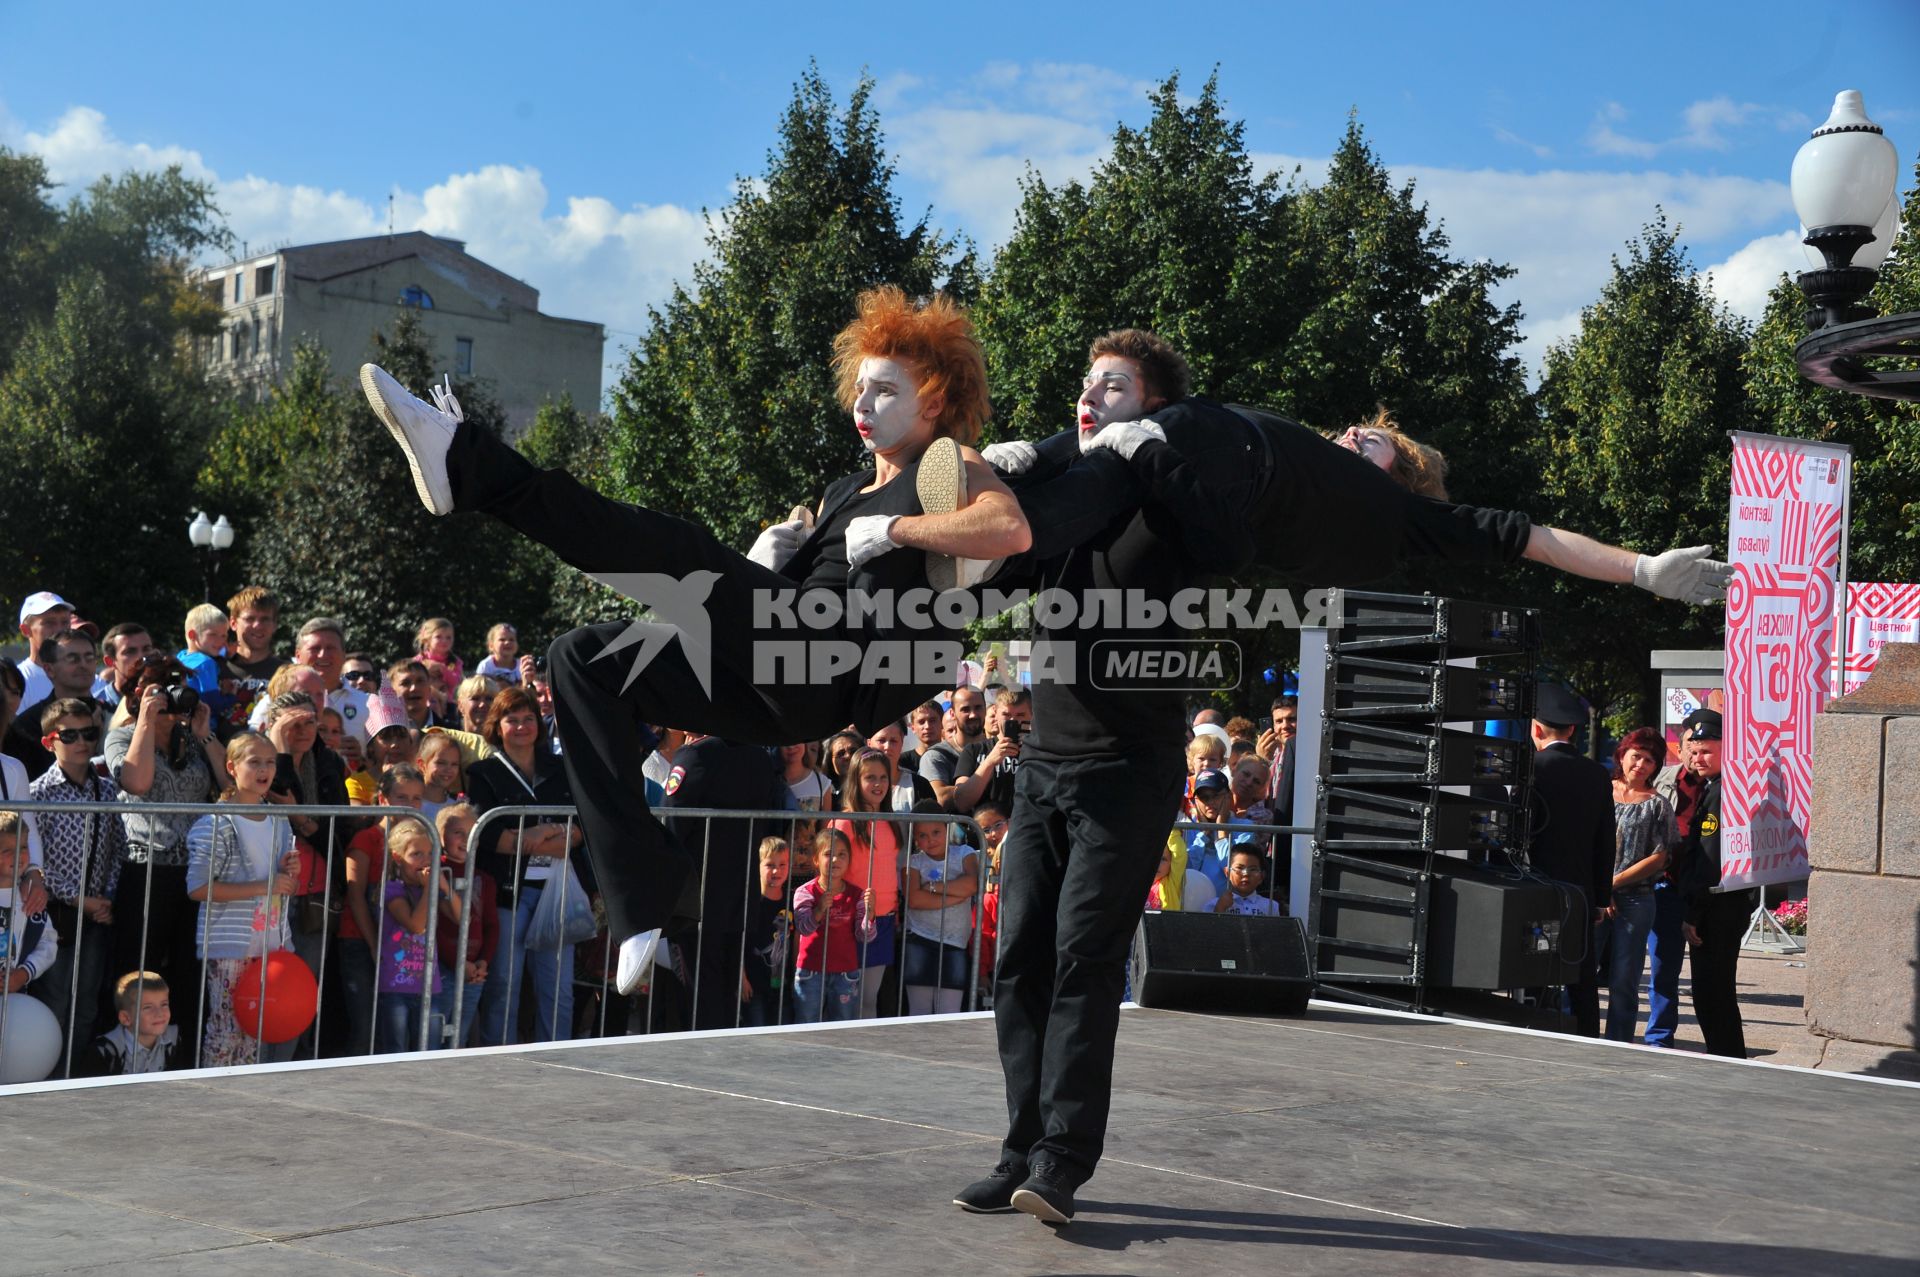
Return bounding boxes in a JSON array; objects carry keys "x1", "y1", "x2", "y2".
[{"x1": 230, "y1": 951, "x2": 319, "y2": 1043}]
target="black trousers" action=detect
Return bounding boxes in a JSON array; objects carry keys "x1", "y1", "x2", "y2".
[
  {"x1": 994, "y1": 749, "x2": 1185, "y2": 1182},
  {"x1": 447, "y1": 425, "x2": 931, "y2": 944},
  {"x1": 1689, "y1": 886, "x2": 1758, "y2": 1058},
  {"x1": 109, "y1": 862, "x2": 204, "y2": 1055}
]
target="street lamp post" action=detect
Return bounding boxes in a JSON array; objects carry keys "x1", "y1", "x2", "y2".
[
  {"x1": 188, "y1": 511, "x2": 237, "y2": 604},
  {"x1": 1791, "y1": 90, "x2": 1918, "y2": 403}
]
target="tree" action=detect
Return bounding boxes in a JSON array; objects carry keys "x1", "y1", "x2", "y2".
[
  {"x1": 516, "y1": 393, "x2": 632, "y2": 637},
  {"x1": 1744, "y1": 157, "x2": 1920, "y2": 585},
  {"x1": 239, "y1": 309, "x2": 552, "y2": 658},
  {"x1": 1532, "y1": 216, "x2": 1754, "y2": 725},
  {"x1": 976, "y1": 78, "x2": 1534, "y2": 703},
  {"x1": 0, "y1": 271, "x2": 211, "y2": 628},
  {"x1": 607, "y1": 64, "x2": 973, "y2": 548}
]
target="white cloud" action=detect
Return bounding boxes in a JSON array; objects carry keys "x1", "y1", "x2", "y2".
[
  {"x1": 1700, "y1": 228, "x2": 1804, "y2": 321},
  {"x1": 1586, "y1": 96, "x2": 1798, "y2": 158},
  {"x1": 1493, "y1": 127, "x2": 1554, "y2": 160},
  {"x1": 4, "y1": 104, "x2": 709, "y2": 397}
]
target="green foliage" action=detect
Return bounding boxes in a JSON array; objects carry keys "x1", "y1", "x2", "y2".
[
  {"x1": 607, "y1": 64, "x2": 972, "y2": 549},
  {"x1": 238, "y1": 309, "x2": 553, "y2": 659},
  {"x1": 0, "y1": 271, "x2": 209, "y2": 630},
  {"x1": 197, "y1": 340, "x2": 345, "y2": 531},
  {"x1": 1532, "y1": 216, "x2": 1754, "y2": 722},
  {"x1": 976, "y1": 80, "x2": 1534, "y2": 694},
  {"x1": 1744, "y1": 157, "x2": 1920, "y2": 583},
  {"x1": 515, "y1": 393, "x2": 633, "y2": 634}
]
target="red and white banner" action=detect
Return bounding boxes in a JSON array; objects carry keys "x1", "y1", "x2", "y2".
[
  {"x1": 1722, "y1": 431, "x2": 1850, "y2": 890},
  {"x1": 1842, "y1": 582, "x2": 1920, "y2": 696}
]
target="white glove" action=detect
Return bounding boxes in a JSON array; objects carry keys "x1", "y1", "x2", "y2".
[
  {"x1": 1633, "y1": 545, "x2": 1732, "y2": 605},
  {"x1": 1086, "y1": 420, "x2": 1167, "y2": 460},
  {"x1": 747, "y1": 515, "x2": 809, "y2": 572},
  {"x1": 845, "y1": 514, "x2": 900, "y2": 572},
  {"x1": 981, "y1": 440, "x2": 1039, "y2": 475}
]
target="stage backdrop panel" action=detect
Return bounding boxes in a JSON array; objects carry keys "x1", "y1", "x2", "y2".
[
  {"x1": 1723, "y1": 431, "x2": 1851, "y2": 890},
  {"x1": 1842, "y1": 582, "x2": 1920, "y2": 696}
]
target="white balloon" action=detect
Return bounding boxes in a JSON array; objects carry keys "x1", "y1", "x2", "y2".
[{"x1": 0, "y1": 994, "x2": 64, "y2": 1085}]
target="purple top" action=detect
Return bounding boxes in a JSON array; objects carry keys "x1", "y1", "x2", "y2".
[{"x1": 378, "y1": 880, "x2": 444, "y2": 995}]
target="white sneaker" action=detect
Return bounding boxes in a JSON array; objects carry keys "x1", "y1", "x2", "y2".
[
  {"x1": 360, "y1": 364, "x2": 461, "y2": 515},
  {"x1": 615, "y1": 928, "x2": 662, "y2": 996}
]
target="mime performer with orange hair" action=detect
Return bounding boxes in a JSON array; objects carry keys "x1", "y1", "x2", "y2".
[{"x1": 359, "y1": 286, "x2": 1030, "y2": 994}]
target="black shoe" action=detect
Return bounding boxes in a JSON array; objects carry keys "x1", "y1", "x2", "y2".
[
  {"x1": 1010, "y1": 1163, "x2": 1077, "y2": 1225},
  {"x1": 952, "y1": 1159, "x2": 1027, "y2": 1214}
]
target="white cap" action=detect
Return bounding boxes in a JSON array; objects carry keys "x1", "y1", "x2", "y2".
[
  {"x1": 18, "y1": 591, "x2": 73, "y2": 625},
  {"x1": 1192, "y1": 722, "x2": 1232, "y2": 747}
]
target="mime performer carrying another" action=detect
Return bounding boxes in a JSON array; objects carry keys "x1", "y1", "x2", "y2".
[{"x1": 359, "y1": 287, "x2": 1031, "y2": 996}]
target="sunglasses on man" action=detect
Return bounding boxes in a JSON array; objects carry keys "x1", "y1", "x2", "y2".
[
  {"x1": 46, "y1": 726, "x2": 102, "y2": 745},
  {"x1": 342, "y1": 670, "x2": 379, "y2": 686}
]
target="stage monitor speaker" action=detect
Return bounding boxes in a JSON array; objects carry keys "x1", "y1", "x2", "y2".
[
  {"x1": 1329, "y1": 654, "x2": 1535, "y2": 722},
  {"x1": 1424, "y1": 865, "x2": 1589, "y2": 990},
  {"x1": 1131, "y1": 912, "x2": 1313, "y2": 1016},
  {"x1": 1323, "y1": 719, "x2": 1532, "y2": 788}
]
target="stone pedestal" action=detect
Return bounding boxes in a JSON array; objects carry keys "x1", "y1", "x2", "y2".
[{"x1": 1807, "y1": 643, "x2": 1920, "y2": 1050}]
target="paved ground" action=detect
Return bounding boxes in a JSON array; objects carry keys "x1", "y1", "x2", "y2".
[
  {"x1": 1612, "y1": 936, "x2": 1920, "y2": 1081},
  {"x1": 3, "y1": 1005, "x2": 1916, "y2": 1276}
]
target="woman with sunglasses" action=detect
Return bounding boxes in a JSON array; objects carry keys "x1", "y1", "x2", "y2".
[{"x1": 26, "y1": 695, "x2": 128, "y2": 1061}]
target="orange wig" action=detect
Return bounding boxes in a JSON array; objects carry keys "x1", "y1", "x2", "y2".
[{"x1": 831, "y1": 286, "x2": 991, "y2": 446}]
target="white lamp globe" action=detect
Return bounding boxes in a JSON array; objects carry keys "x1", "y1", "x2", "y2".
[
  {"x1": 210, "y1": 515, "x2": 235, "y2": 550},
  {"x1": 188, "y1": 511, "x2": 212, "y2": 547},
  {"x1": 1791, "y1": 90, "x2": 1899, "y2": 233}
]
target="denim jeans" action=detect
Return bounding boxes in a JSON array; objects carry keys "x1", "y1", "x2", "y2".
[
  {"x1": 435, "y1": 974, "x2": 487, "y2": 1048},
  {"x1": 479, "y1": 888, "x2": 574, "y2": 1045},
  {"x1": 1604, "y1": 891, "x2": 1656, "y2": 1042},
  {"x1": 791, "y1": 969, "x2": 860, "y2": 1023},
  {"x1": 375, "y1": 990, "x2": 445, "y2": 1054},
  {"x1": 1645, "y1": 882, "x2": 1685, "y2": 1047}
]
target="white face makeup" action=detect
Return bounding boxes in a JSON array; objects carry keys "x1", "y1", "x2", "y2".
[
  {"x1": 1077, "y1": 355, "x2": 1151, "y2": 452},
  {"x1": 1336, "y1": 426, "x2": 1397, "y2": 475},
  {"x1": 853, "y1": 357, "x2": 929, "y2": 455}
]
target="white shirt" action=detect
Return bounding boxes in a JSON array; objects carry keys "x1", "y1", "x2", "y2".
[
  {"x1": 0, "y1": 753, "x2": 44, "y2": 869},
  {"x1": 16, "y1": 661, "x2": 52, "y2": 716}
]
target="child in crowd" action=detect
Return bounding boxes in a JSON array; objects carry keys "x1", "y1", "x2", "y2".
[
  {"x1": 831, "y1": 748, "x2": 904, "y2": 1018},
  {"x1": 973, "y1": 800, "x2": 1009, "y2": 1004},
  {"x1": 740, "y1": 836, "x2": 792, "y2": 1027},
  {"x1": 433, "y1": 802, "x2": 495, "y2": 1047},
  {"x1": 1215, "y1": 847, "x2": 1282, "y2": 916},
  {"x1": 416, "y1": 733, "x2": 464, "y2": 824},
  {"x1": 420, "y1": 659, "x2": 454, "y2": 723},
  {"x1": 791, "y1": 828, "x2": 874, "y2": 1024},
  {"x1": 176, "y1": 603, "x2": 229, "y2": 695},
  {"x1": 366, "y1": 723, "x2": 419, "y2": 778},
  {"x1": 375, "y1": 820, "x2": 457, "y2": 1052},
  {"x1": 476, "y1": 624, "x2": 520, "y2": 684},
  {"x1": 1147, "y1": 843, "x2": 1217, "y2": 914},
  {"x1": 903, "y1": 801, "x2": 977, "y2": 1015},
  {"x1": 76, "y1": 971, "x2": 186, "y2": 1076},
  {"x1": 339, "y1": 765, "x2": 428, "y2": 1054},
  {"x1": 185, "y1": 732, "x2": 300, "y2": 1068},
  {"x1": 0, "y1": 810, "x2": 58, "y2": 994},
  {"x1": 414, "y1": 618, "x2": 465, "y2": 696},
  {"x1": 1183, "y1": 735, "x2": 1227, "y2": 816},
  {"x1": 27, "y1": 697, "x2": 126, "y2": 1051}
]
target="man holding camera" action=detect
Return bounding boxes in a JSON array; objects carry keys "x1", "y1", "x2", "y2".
[{"x1": 949, "y1": 687, "x2": 1030, "y2": 816}]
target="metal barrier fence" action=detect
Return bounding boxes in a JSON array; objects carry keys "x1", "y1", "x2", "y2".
[
  {"x1": 0, "y1": 795, "x2": 1307, "y2": 1083},
  {"x1": 457, "y1": 805, "x2": 996, "y2": 1045},
  {"x1": 0, "y1": 800, "x2": 441, "y2": 1075},
  {"x1": 1165, "y1": 819, "x2": 1310, "y2": 915}
]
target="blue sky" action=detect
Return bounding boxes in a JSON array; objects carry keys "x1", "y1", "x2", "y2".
[{"x1": 3, "y1": 1, "x2": 1915, "y2": 396}]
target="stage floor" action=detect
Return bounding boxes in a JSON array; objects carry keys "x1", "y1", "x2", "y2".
[{"x1": 3, "y1": 1005, "x2": 1917, "y2": 1276}]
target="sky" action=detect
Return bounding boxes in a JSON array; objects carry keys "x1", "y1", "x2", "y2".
[{"x1": 3, "y1": 1, "x2": 1916, "y2": 400}]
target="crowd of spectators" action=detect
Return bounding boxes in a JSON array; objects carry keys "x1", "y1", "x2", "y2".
[
  {"x1": 1, "y1": 578, "x2": 1747, "y2": 1078},
  {"x1": 0, "y1": 585, "x2": 1290, "y2": 1080}
]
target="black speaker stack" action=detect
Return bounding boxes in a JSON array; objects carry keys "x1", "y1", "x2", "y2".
[{"x1": 1307, "y1": 591, "x2": 1579, "y2": 1012}]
